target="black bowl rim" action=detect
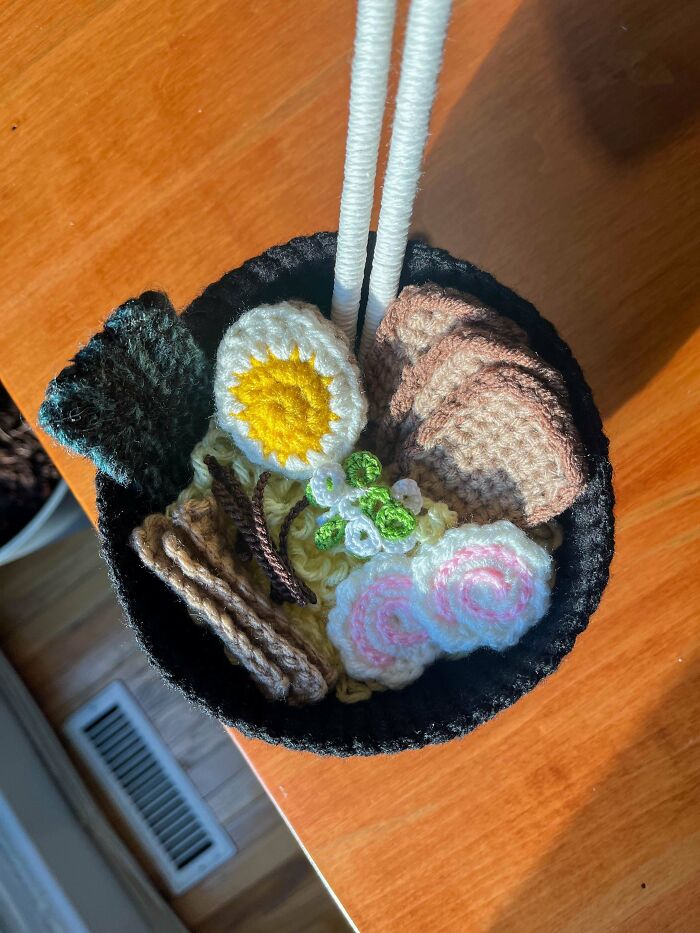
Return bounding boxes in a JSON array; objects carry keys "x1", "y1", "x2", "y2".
[{"x1": 97, "y1": 232, "x2": 614, "y2": 756}]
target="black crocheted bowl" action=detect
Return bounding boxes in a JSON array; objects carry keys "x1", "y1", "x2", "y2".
[{"x1": 98, "y1": 232, "x2": 614, "y2": 756}]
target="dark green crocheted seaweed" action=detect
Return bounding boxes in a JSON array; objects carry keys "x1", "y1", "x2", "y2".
[{"x1": 39, "y1": 291, "x2": 212, "y2": 503}]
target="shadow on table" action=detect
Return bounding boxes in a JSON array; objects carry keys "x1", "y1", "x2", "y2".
[
  {"x1": 412, "y1": 0, "x2": 700, "y2": 418},
  {"x1": 488, "y1": 650, "x2": 700, "y2": 931}
]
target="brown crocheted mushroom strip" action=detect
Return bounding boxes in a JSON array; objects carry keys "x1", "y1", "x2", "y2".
[
  {"x1": 251, "y1": 472, "x2": 317, "y2": 606},
  {"x1": 205, "y1": 455, "x2": 316, "y2": 607},
  {"x1": 171, "y1": 496, "x2": 337, "y2": 688},
  {"x1": 160, "y1": 529, "x2": 328, "y2": 704},
  {"x1": 379, "y1": 328, "x2": 569, "y2": 457},
  {"x1": 399, "y1": 364, "x2": 587, "y2": 527},
  {"x1": 131, "y1": 515, "x2": 290, "y2": 702},
  {"x1": 363, "y1": 283, "x2": 529, "y2": 427}
]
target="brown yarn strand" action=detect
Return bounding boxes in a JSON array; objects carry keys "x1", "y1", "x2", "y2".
[
  {"x1": 277, "y1": 495, "x2": 309, "y2": 562},
  {"x1": 205, "y1": 455, "x2": 316, "y2": 607},
  {"x1": 171, "y1": 497, "x2": 336, "y2": 686},
  {"x1": 131, "y1": 515, "x2": 290, "y2": 702},
  {"x1": 204, "y1": 455, "x2": 258, "y2": 555},
  {"x1": 160, "y1": 527, "x2": 328, "y2": 704},
  {"x1": 251, "y1": 472, "x2": 317, "y2": 606}
]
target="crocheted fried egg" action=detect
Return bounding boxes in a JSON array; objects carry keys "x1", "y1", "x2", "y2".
[{"x1": 214, "y1": 302, "x2": 367, "y2": 479}]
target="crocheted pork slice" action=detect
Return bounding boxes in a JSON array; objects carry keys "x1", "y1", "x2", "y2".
[
  {"x1": 380, "y1": 329, "x2": 569, "y2": 456},
  {"x1": 363, "y1": 283, "x2": 528, "y2": 427},
  {"x1": 398, "y1": 364, "x2": 587, "y2": 527},
  {"x1": 131, "y1": 511, "x2": 329, "y2": 705},
  {"x1": 39, "y1": 292, "x2": 211, "y2": 503}
]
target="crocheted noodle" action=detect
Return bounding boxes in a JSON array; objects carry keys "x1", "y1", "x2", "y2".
[
  {"x1": 96, "y1": 233, "x2": 614, "y2": 756},
  {"x1": 172, "y1": 421, "x2": 456, "y2": 705}
]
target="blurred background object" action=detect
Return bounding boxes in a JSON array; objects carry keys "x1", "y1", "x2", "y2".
[
  {"x1": 0, "y1": 526, "x2": 349, "y2": 932},
  {"x1": 0, "y1": 384, "x2": 87, "y2": 566}
]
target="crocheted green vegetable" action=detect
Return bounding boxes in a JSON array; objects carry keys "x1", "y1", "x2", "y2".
[
  {"x1": 344, "y1": 451, "x2": 382, "y2": 488},
  {"x1": 315, "y1": 516, "x2": 348, "y2": 550},
  {"x1": 39, "y1": 291, "x2": 211, "y2": 503},
  {"x1": 307, "y1": 456, "x2": 423, "y2": 558},
  {"x1": 358, "y1": 485, "x2": 391, "y2": 519},
  {"x1": 375, "y1": 502, "x2": 417, "y2": 540}
]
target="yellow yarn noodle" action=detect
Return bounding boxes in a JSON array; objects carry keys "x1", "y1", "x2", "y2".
[
  {"x1": 228, "y1": 347, "x2": 338, "y2": 465},
  {"x1": 171, "y1": 421, "x2": 458, "y2": 703}
]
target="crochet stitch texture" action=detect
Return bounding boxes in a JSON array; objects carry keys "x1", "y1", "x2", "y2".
[
  {"x1": 327, "y1": 555, "x2": 442, "y2": 689},
  {"x1": 94, "y1": 233, "x2": 614, "y2": 755},
  {"x1": 214, "y1": 301, "x2": 367, "y2": 479},
  {"x1": 412, "y1": 522, "x2": 552, "y2": 653},
  {"x1": 172, "y1": 421, "x2": 455, "y2": 704},
  {"x1": 307, "y1": 456, "x2": 420, "y2": 558},
  {"x1": 327, "y1": 520, "x2": 551, "y2": 685},
  {"x1": 39, "y1": 291, "x2": 212, "y2": 502},
  {"x1": 363, "y1": 282, "x2": 529, "y2": 427},
  {"x1": 384, "y1": 328, "x2": 568, "y2": 449},
  {"x1": 400, "y1": 363, "x2": 587, "y2": 526}
]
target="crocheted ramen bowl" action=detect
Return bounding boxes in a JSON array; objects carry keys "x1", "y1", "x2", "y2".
[{"x1": 98, "y1": 232, "x2": 614, "y2": 756}]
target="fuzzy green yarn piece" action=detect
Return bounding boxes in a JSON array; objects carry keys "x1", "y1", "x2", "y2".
[
  {"x1": 375, "y1": 502, "x2": 417, "y2": 540},
  {"x1": 344, "y1": 450, "x2": 382, "y2": 488},
  {"x1": 314, "y1": 515, "x2": 348, "y2": 550},
  {"x1": 39, "y1": 292, "x2": 212, "y2": 503}
]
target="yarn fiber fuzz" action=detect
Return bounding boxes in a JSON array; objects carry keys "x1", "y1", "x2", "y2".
[
  {"x1": 214, "y1": 301, "x2": 367, "y2": 479},
  {"x1": 327, "y1": 555, "x2": 441, "y2": 689},
  {"x1": 412, "y1": 522, "x2": 552, "y2": 653},
  {"x1": 93, "y1": 233, "x2": 614, "y2": 755},
  {"x1": 39, "y1": 291, "x2": 212, "y2": 502}
]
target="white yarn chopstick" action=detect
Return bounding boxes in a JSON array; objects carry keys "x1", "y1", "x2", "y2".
[
  {"x1": 359, "y1": 0, "x2": 452, "y2": 356},
  {"x1": 330, "y1": 0, "x2": 398, "y2": 343}
]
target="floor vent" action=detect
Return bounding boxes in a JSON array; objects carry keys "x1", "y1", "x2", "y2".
[{"x1": 64, "y1": 681, "x2": 236, "y2": 894}]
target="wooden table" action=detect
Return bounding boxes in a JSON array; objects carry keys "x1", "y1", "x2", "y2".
[{"x1": 2, "y1": 1, "x2": 699, "y2": 929}]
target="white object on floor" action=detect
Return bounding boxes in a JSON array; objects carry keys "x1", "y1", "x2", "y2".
[
  {"x1": 0, "y1": 480, "x2": 88, "y2": 567},
  {"x1": 65, "y1": 681, "x2": 236, "y2": 895}
]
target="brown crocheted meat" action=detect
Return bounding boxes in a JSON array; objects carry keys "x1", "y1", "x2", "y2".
[
  {"x1": 131, "y1": 505, "x2": 333, "y2": 705},
  {"x1": 379, "y1": 328, "x2": 568, "y2": 458},
  {"x1": 363, "y1": 283, "x2": 529, "y2": 428},
  {"x1": 398, "y1": 364, "x2": 587, "y2": 527}
]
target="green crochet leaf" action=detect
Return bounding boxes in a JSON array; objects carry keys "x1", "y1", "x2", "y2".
[{"x1": 39, "y1": 291, "x2": 212, "y2": 503}]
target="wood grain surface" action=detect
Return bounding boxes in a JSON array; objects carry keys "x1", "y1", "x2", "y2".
[{"x1": 1, "y1": 1, "x2": 699, "y2": 930}]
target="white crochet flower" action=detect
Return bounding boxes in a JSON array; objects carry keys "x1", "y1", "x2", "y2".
[
  {"x1": 214, "y1": 302, "x2": 367, "y2": 479},
  {"x1": 390, "y1": 478, "x2": 423, "y2": 515},
  {"x1": 327, "y1": 555, "x2": 441, "y2": 688},
  {"x1": 336, "y1": 492, "x2": 364, "y2": 521},
  {"x1": 382, "y1": 531, "x2": 418, "y2": 555},
  {"x1": 344, "y1": 514, "x2": 382, "y2": 558},
  {"x1": 412, "y1": 521, "x2": 552, "y2": 653},
  {"x1": 309, "y1": 463, "x2": 348, "y2": 508}
]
